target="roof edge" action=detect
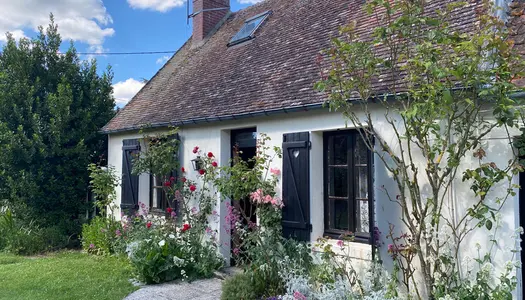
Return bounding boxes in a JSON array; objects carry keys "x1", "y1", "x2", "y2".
[{"x1": 102, "y1": 102, "x2": 326, "y2": 134}]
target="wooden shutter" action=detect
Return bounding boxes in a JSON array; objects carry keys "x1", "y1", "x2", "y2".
[
  {"x1": 121, "y1": 139, "x2": 140, "y2": 214},
  {"x1": 282, "y1": 132, "x2": 311, "y2": 241}
]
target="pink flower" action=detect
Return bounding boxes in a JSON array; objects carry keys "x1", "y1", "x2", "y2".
[
  {"x1": 164, "y1": 181, "x2": 171, "y2": 187},
  {"x1": 205, "y1": 227, "x2": 212, "y2": 234},
  {"x1": 181, "y1": 177, "x2": 187, "y2": 183},
  {"x1": 171, "y1": 211, "x2": 177, "y2": 218},
  {"x1": 250, "y1": 189, "x2": 264, "y2": 204},
  {"x1": 264, "y1": 195, "x2": 273, "y2": 204},
  {"x1": 115, "y1": 229, "x2": 121, "y2": 237},
  {"x1": 270, "y1": 168, "x2": 281, "y2": 176},
  {"x1": 89, "y1": 243, "x2": 95, "y2": 249},
  {"x1": 233, "y1": 248, "x2": 240, "y2": 255},
  {"x1": 193, "y1": 146, "x2": 199, "y2": 154},
  {"x1": 337, "y1": 240, "x2": 344, "y2": 247},
  {"x1": 189, "y1": 185, "x2": 196, "y2": 192},
  {"x1": 170, "y1": 176, "x2": 175, "y2": 182},
  {"x1": 294, "y1": 291, "x2": 307, "y2": 300}
]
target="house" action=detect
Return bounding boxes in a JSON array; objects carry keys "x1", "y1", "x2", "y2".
[{"x1": 102, "y1": 0, "x2": 525, "y2": 296}]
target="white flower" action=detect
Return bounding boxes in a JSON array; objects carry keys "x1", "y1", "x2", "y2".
[
  {"x1": 169, "y1": 234, "x2": 175, "y2": 239},
  {"x1": 158, "y1": 240, "x2": 166, "y2": 247}
]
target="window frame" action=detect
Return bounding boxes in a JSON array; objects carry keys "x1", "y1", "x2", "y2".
[
  {"x1": 323, "y1": 130, "x2": 374, "y2": 244},
  {"x1": 228, "y1": 11, "x2": 272, "y2": 47}
]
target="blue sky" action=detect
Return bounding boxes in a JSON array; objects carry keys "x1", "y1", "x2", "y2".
[{"x1": 0, "y1": 0, "x2": 259, "y2": 106}]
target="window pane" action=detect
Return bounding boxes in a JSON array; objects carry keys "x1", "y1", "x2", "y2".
[
  {"x1": 329, "y1": 167, "x2": 348, "y2": 197},
  {"x1": 332, "y1": 200, "x2": 349, "y2": 230},
  {"x1": 356, "y1": 200, "x2": 369, "y2": 233},
  {"x1": 331, "y1": 135, "x2": 348, "y2": 165},
  {"x1": 355, "y1": 167, "x2": 368, "y2": 199},
  {"x1": 355, "y1": 135, "x2": 368, "y2": 165}
]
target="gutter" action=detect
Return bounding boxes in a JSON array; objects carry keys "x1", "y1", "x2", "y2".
[
  {"x1": 102, "y1": 102, "x2": 327, "y2": 134},
  {"x1": 102, "y1": 91, "x2": 525, "y2": 135}
]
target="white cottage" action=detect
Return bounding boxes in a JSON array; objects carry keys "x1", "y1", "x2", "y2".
[{"x1": 102, "y1": 0, "x2": 525, "y2": 297}]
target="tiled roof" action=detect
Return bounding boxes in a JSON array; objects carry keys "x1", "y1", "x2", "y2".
[{"x1": 102, "y1": 0, "x2": 482, "y2": 133}]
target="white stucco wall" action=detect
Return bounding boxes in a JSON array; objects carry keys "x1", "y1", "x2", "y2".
[{"x1": 107, "y1": 107, "x2": 521, "y2": 296}]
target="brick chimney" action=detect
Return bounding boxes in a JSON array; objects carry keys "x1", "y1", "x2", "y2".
[{"x1": 192, "y1": 0, "x2": 230, "y2": 43}]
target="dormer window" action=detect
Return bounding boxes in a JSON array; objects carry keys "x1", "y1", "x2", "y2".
[{"x1": 228, "y1": 11, "x2": 271, "y2": 46}]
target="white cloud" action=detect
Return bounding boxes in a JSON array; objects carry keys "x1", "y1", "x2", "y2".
[
  {"x1": 0, "y1": 29, "x2": 26, "y2": 42},
  {"x1": 113, "y1": 78, "x2": 146, "y2": 107},
  {"x1": 0, "y1": 0, "x2": 114, "y2": 48},
  {"x1": 237, "y1": 0, "x2": 264, "y2": 4},
  {"x1": 127, "y1": 0, "x2": 185, "y2": 12},
  {"x1": 156, "y1": 55, "x2": 170, "y2": 65}
]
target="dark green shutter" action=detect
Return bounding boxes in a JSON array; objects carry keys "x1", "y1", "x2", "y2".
[
  {"x1": 121, "y1": 139, "x2": 140, "y2": 214},
  {"x1": 282, "y1": 132, "x2": 311, "y2": 241}
]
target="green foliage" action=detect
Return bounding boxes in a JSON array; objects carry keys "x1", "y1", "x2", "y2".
[
  {"x1": 0, "y1": 207, "x2": 45, "y2": 255},
  {"x1": 81, "y1": 216, "x2": 122, "y2": 256},
  {"x1": 221, "y1": 272, "x2": 267, "y2": 300},
  {"x1": 88, "y1": 164, "x2": 120, "y2": 215},
  {"x1": 0, "y1": 16, "x2": 115, "y2": 244},
  {"x1": 124, "y1": 216, "x2": 223, "y2": 284},
  {"x1": 316, "y1": 0, "x2": 524, "y2": 297}
]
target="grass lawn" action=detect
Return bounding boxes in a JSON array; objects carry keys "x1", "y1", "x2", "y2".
[{"x1": 0, "y1": 251, "x2": 138, "y2": 300}]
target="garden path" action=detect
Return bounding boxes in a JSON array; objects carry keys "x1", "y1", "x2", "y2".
[{"x1": 124, "y1": 278, "x2": 222, "y2": 300}]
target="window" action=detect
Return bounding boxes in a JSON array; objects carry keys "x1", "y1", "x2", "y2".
[
  {"x1": 150, "y1": 174, "x2": 170, "y2": 211},
  {"x1": 324, "y1": 130, "x2": 372, "y2": 242},
  {"x1": 228, "y1": 11, "x2": 271, "y2": 46}
]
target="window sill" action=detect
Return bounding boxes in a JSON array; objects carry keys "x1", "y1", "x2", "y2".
[{"x1": 323, "y1": 231, "x2": 372, "y2": 245}]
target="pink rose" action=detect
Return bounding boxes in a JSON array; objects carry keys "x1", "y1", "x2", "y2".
[{"x1": 270, "y1": 168, "x2": 281, "y2": 176}]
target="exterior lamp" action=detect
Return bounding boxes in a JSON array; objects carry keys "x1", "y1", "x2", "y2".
[{"x1": 191, "y1": 156, "x2": 203, "y2": 171}]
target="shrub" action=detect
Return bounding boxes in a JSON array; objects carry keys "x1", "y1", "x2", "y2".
[
  {"x1": 81, "y1": 216, "x2": 121, "y2": 256},
  {"x1": 0, "y1": 207, "x2": 48, "y2": 255},
  {"x1": 125, "y1": 221, "x2": 223, "y2": 284},
  {"x1": 221, "y1": 272, "x2": 267, "y2": 300}
]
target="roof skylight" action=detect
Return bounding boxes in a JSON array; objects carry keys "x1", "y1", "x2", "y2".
[{"x1": 228, "y1": 11, "x2": 271, "y2": 46}]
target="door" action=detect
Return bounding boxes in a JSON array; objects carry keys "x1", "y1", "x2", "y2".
[{"x1": 230, "y1": 128, "x2": 257, "y2": 263}]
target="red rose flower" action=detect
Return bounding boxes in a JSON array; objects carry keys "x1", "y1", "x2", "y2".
[
  {"x1": 166, "y1": 207, "x2": 173, "y2": 214},
  {"x1": 207, "y1": 152, "x2": 214, "y2": 158},
  {"x1": 199, "y1": 169, "x2": 206, "y2": 175},
  {"x1": 164, "y1": 181, "x2": 171, "y2": 187},
  {"x1": 189, "y1": 185, "x2": 196, "y2": 192},
  {"x1": 181, "y1": 167, "x2": 186, "y2": 173},
  {"x1": 181, "y1": 223, "x2": 191, "y2": 232},
  {"x1": 170, "y1": 176, "x2": 175, "y2": 182},
  {"x1": 181, "y1": 177, "x2": 187, "y2": 183},
  {"x1": 193, "y1": 146, "x2": 199, "y2": 154},
  {"x1": 146, "y1": 222, "x2": 152, "y2": 229},
  {"x1": 212, "y1": 161, "x2": 218, "y2": 167}
]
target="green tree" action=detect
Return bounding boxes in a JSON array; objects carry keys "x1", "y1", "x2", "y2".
[{"x1": 0, "y1": 16, "x2": 115, "y2": 243}]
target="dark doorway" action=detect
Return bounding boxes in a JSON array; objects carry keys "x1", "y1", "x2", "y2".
[{"x1": 230, "y1": 128, "x2": 257, "y2": 264}]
